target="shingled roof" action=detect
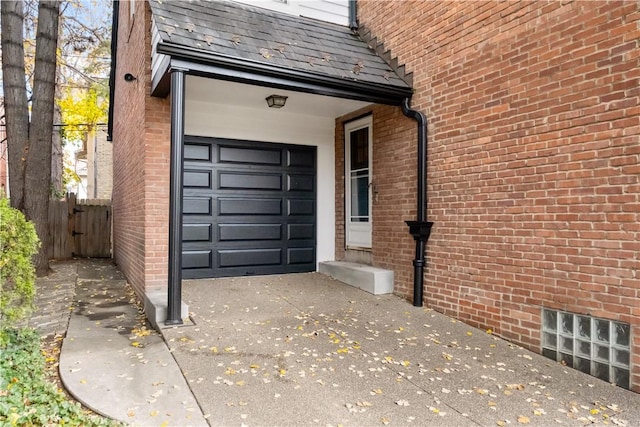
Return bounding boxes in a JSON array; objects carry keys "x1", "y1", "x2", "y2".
[{"x1": 149, "y1": 0, "x2": 412, "y2": 103}]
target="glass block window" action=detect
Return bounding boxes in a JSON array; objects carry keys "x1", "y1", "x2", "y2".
[{"x1": 542, "y1": 308, "x2": 631, "y2": 390}]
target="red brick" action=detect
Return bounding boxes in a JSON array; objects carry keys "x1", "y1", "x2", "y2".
[{"x1": 358, "y1": 0, "x2": 640, "y2": 391}]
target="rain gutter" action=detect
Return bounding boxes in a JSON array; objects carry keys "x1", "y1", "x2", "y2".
[{"x1": 154, "y1": 42, "x2": 413, "y2": 105}]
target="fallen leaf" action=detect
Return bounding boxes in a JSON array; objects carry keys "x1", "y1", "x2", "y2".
[
  {"x1": 518, "y1": 415, "x2": 530, "y2": 424},
  {"x1": 506, "y1": 384, "x2": 525, "y2": 391}
]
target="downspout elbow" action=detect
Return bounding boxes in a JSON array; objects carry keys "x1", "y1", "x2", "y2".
[{"x1": 401, "y1": 98, "x2": 433, "y2": 307}]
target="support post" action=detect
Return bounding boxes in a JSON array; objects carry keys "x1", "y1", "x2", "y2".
[{"x1": 166, "y1": 68, "x2": 186, "y2": 325}]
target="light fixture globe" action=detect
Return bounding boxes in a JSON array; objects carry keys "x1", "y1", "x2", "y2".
[{"x1": 265, "y1": 94, "x2": 288, "y2": 108}]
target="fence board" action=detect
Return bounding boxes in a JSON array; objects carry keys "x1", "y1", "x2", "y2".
[{"x1": 48, "y1": 199, "x2": 73, "y2": 259}]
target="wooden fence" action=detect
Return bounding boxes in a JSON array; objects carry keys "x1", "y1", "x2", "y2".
[{"x1": 49, "y1": 193, "x2": 112, "y2": 259}]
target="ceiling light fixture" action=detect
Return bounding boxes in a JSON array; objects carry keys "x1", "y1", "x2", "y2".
[{"x1": 265, "y1": 94, "x2": 288, "y2": 108}]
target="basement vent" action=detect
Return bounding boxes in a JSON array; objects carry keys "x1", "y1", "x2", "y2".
[{"x1": 541, "y1": 308, "x2": 631, "y2": 390}]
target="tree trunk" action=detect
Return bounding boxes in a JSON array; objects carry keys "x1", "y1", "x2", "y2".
[
  {"x1": 0, "y1": 0, "x2": 29, "y2": 211},
  {"x1": 51, "y1": 103, "x2": 64, "y2": 197},
  {"x1": 25, "y1": 0, "x2": 60, "y2": 276}
]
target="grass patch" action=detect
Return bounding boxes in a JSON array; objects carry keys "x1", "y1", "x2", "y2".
[{"x1": 0, "y1": 327, "x2": 121, "y2": 426}]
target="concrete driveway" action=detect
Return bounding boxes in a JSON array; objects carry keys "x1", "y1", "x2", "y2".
[{"x1": 162, "y1": 273, "x2": 640, "y2": 427}]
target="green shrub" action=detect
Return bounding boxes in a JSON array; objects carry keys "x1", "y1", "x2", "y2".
[
  {"x1": 0, "y1": 196, "x2": 40, "y2": 331},
  {"x1": 0, "y1": 328, "x2": 120, "y2": 426}
]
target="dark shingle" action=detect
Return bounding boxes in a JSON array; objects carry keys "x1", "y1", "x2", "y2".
[{"x1": 149, "y1": 0, "x2": 411, "y2": 89}]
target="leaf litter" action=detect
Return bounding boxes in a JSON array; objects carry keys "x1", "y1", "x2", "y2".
[{"x1": 163, "y1": 278, "x2": 637, "y2": 427}]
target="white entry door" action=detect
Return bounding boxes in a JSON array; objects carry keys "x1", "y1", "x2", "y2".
[{"x1": 345, "y1": 116, "x2": 372, "y2": 248}]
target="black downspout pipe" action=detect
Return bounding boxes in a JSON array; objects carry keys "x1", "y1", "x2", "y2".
[
  {"x1": 107, "y1": 0, "x2": 119, "y2": 141},
  {"x1": 166, "y1": 68, "x2": 186, "y2": 325},
  {"x1": 348, "y1": 0, "x2": 358, "y2": 32},
  {"x1": 401, "y1": 98, "x2": 433, "y2": 307}
]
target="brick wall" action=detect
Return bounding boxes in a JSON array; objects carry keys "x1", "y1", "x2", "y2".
[
  {"x1": 112, "y1": 1, "x2": 171, "y2": 295},
  {"x1": 357, "y1": 0, "x2": 639, "y2": 390},
  {"x1": 141, "y1": 1, "x2": 171, "y2": 290}
]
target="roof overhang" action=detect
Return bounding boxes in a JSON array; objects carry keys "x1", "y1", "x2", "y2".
[{"x1": 152, "y1": 41, "x2": 413, "y2": 106}]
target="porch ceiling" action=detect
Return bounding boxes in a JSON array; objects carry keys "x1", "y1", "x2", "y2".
[{"x1": 187, "y1": 76, "x2": 370, "y2": 119}]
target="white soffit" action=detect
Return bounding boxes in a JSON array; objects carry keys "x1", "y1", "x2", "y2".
[{"x1": 186, "y1": 76, "x2": 371, "y2": 119}]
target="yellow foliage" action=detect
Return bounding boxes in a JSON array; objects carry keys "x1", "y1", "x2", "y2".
[{"x1": 58, "y1": 87, "x2": 108, "y2": 142}]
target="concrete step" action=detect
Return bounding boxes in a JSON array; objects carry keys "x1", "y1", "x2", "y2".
[{"x1": 318, "y1": 261, "x2": 394, "y2": 295}]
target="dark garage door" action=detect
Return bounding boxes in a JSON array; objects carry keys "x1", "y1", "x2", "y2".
[{"x1": 181, "y1": 136, "x2": 316, "y2": 279}]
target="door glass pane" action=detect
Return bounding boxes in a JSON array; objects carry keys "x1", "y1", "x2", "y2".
[
  {"x1": 350, "y1": 173, "x2": 369, "y2": 221},
  {"x1": 349, "y1": 127, "x2": 369, "y2": 223},
  {"x1": 350, "y1": 128, "x2": 368, "y2": 170}
]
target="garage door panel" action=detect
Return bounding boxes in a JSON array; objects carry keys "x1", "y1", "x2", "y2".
[
  {"x1": 219, "y1": 224, "x2": 282, "y2": 241},
  {"x1": 183, "y1": 137, "x2": 316, "y2": 278},
  {"x1": 288, "y1": 199, "x2": 314, "y2": 216},
  {"x1": 219, "y1": 171, "x2": 282, "y2": 190},
  {"x1": 219, "y1": 145, "x2": 282, "y2": 165},
  {"x1": 184, "y1": 143, "x2": 211, "y2": 162},
  {"x1": 183, "y1": 224, "x2": 212, "y2": 242},
  {"x1": 184, "y1": 170, "x2": 212, "y2": 188},
  {"x1": 184, "y1": 197, "x2": 212, "y2": 215},
  {"x1": 287, "y1": 149, "x2": 314, "y2": 168},
  {"x1": 183, "y1": 250, "x2": 212, "y2": 269},
  {"x1": 288, "y1": 248, "x2": 315, "y2": 265},
  {"x1": 288, "y1": 224, "x2": 314, "y2": 240},
  {"x1": 287, "y1": 174, "x2": 314, "y2": 192},
  {"x1": 219, "y1": 248, "x2": 282, "y2": 267},
  {"x1": 218, "y1": 198, "x2": 282, "y2": 215}
]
